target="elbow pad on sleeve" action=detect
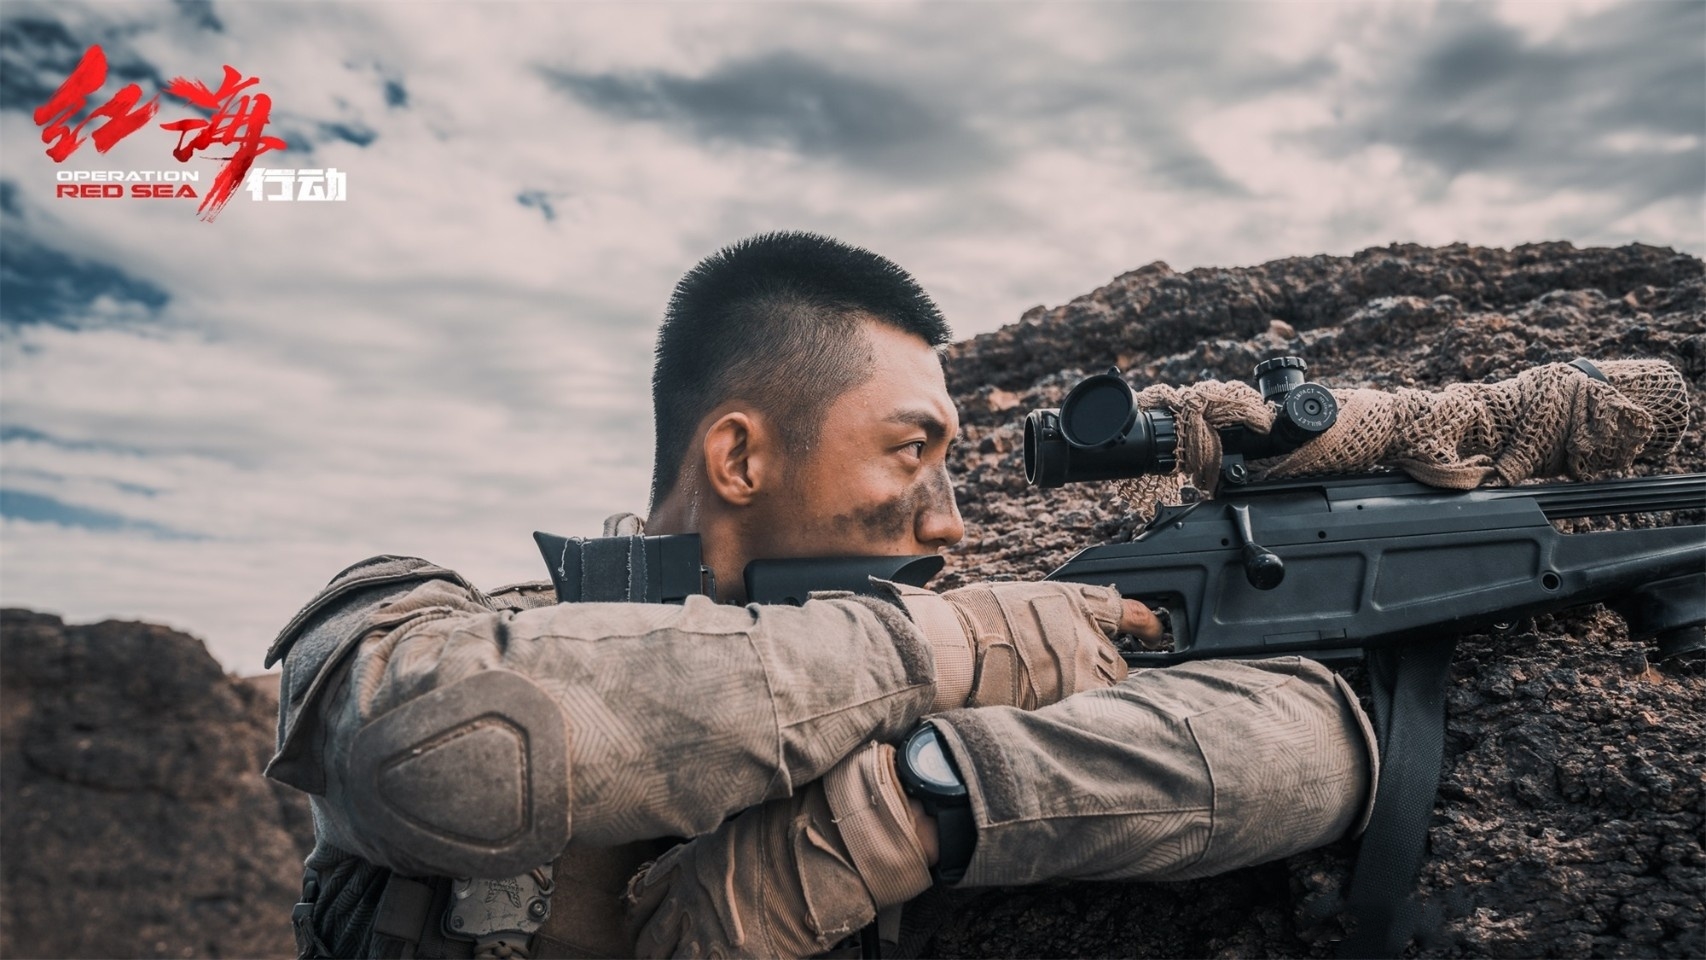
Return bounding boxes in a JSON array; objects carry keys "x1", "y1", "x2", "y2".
[{"x1": 346, "y1": 669, "x2": 572, "y2": 878}]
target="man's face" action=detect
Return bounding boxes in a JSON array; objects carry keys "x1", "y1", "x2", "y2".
[{"x1": 761, "y1": 319, "x2": 965, "y2": 558}]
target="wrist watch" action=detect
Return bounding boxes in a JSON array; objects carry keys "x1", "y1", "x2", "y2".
[{"x1": 894, "y1": 723, "x2": 976, "y2": 884}]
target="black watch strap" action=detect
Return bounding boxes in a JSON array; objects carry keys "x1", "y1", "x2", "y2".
[
  {"x1": 895, "y1": 724, "x2": 977, "y2": 885},
  {"x1": 928, "y1": 801, "x2": 976, "y2": 884}
]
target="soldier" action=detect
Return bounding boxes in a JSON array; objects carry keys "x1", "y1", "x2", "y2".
[{"x1": 265, "y1": 232, "x2": 1374, "y2": 959}]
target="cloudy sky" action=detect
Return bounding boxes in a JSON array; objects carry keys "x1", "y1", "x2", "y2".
[{"x1": 2, "y1": 0, "x2": 1701, "y2": 671}]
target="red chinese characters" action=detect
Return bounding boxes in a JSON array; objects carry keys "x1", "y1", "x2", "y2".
[
  {"x1": 161, "y1": 66, "x2": 287, "y2": 220},
  {"x1": 31, "y1": 44, "x2": 288, "y2": 222},
  {"x1": 32, "y1": 45, "x2": 160, "y2": 162}
]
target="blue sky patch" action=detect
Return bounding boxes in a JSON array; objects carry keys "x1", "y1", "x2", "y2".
[
  {"x1": 0, "y1": 232, "x2": 171, "y2": 328},
  {"x1": 0, "y1": 489, "x2": 202, "y2": 540}
]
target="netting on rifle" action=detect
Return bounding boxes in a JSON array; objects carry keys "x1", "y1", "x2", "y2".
[{"x1": 1114, "y1": 360, "x2": 1688, "y2": 517}]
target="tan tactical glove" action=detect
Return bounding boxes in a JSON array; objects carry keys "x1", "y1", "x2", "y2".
[
  {"x1": 886, "y1": 581, "x2": 1131, "y2": 711},
  {"x1": 624, "y1": 741, "x2": 930, "y2": 959}
]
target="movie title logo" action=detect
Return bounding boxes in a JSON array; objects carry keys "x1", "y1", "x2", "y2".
[{"x1": 31, "y1": 44, "x2": 347, "y2": 221}]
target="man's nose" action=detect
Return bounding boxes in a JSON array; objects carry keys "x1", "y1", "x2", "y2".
[{"x1": 918, "y1": 470, "x2": 966, "y2": 548}]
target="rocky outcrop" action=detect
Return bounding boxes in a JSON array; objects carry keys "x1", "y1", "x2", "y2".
[
  {"x1": 949, "y1": 241, "x2": 1701, "y2": 394},
  {"x1": 0, "y1": 611, "x2": 310, "y2": 960},
  {"x1": 930, "y1": 241, "x2": 1705, "y2": 958},
  {"x1": 2, "y1": 241, "x2": 1700, "y2": 958}
]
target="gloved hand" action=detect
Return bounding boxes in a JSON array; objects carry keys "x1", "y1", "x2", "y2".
[
  {"x1": 886, "y1": 580, "x2": 1143, "y2": 711},
  {"x1": 624, "y1": 742, "x2": 930, "y2": 959}
]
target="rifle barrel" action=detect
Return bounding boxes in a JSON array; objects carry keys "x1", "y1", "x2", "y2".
[{"x1": 1472, "y1": 473, "x2": 1706, "y2": 519}]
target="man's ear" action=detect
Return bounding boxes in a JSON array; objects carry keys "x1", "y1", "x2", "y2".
[{"x1": 702, "y1": 410, "x2": 779, "y2": 507}]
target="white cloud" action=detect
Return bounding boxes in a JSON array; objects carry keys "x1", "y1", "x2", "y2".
[
  {"x1": 1491, "y1": 0, "x2": 1628, "y2": 43},
  {"x1": 1, "y1": 0, "x2": 1700, "y2": 672}
]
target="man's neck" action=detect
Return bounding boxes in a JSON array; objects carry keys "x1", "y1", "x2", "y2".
[
  {"x1": 645, "y1": 489, "x2": 693, "y2": 536},
  {"x1": 646, "y1": 487, "x2": 748, "y2": 604}
]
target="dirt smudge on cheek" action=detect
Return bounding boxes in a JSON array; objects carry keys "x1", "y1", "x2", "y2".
[
  {"x1": 828, "y1": 492, "x2": 915, "y2": 544},
  {"x1": 825, "y1": 468, "x2": 955, "y2": 545}
]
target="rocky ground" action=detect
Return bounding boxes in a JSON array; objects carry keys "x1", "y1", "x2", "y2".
[
  {"x1": 928, "y1": 241, "x2": 1705, "y2": 958},
  {"x1": 2, "y1": 241, "x2": 1701, "y2": 958}
]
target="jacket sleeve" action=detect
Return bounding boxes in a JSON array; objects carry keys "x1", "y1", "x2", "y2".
[
  {"x1": 272, "y1": 568, "x2": 939, "y2": 878},
  {"x1": 928, "y1": 656, "x2": 1379, "y2": 886}
]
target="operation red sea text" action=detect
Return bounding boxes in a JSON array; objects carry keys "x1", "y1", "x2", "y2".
[{"x1": 53, "y1": 170, "x2": 200, "y2": 200}]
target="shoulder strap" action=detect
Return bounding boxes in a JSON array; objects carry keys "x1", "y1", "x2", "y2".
[{"x1": 1338, "y1": 636, "x2": 1458, "y2": 957}]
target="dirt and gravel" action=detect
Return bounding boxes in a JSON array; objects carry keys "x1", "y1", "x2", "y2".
[{"x1": 2, "y1": 240, "x2": 1701, "y2": 958}]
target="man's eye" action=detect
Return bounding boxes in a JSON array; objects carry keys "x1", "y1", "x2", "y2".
[{"x1": 903, "y1": 441, "x2": 926, "y2": 459}]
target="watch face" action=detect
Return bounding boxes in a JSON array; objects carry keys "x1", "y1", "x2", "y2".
[{"x1": 906, "y1": 728, "x2": 960, "y2": 790}]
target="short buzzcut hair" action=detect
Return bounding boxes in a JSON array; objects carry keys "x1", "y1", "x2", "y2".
[{"x1": 650, "y1": 231, "x2": 951, "y2": 507}]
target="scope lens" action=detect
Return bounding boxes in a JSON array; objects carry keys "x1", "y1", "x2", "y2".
[
  {"x1": 1060, "y1": 376, "x2": 1136, "y2": 448},
  {"x1": 1023, "y1": 409, "x2": 1068, "y2": 487},
  {"x1": 1023, "y1": 413, "x2": 1041, "y2": 482}
]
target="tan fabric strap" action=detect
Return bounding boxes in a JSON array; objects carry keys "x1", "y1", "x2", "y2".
[
  {"x1": 822, "y1": 743, "x2": 933, "y2": 908},
  {"x1": 888, "y1": 585, "x2": 975, "y2": 712}
]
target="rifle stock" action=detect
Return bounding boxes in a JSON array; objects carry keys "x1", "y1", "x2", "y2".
[{"x1": 531, "y1": 528, "x2": 943, "y2": 605}]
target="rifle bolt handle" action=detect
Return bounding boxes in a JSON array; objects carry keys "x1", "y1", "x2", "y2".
[
  {"x1": 1230, "y1": 504, "x2": 1286, "y2": 590},
  {"x1": 1242, "y1": 544, "x2": 1286, "y2": 590}
]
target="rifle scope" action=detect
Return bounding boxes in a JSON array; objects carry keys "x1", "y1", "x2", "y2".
[{"x1": 1024, "y1": 357, "x2": 1338, "y2": 487}]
